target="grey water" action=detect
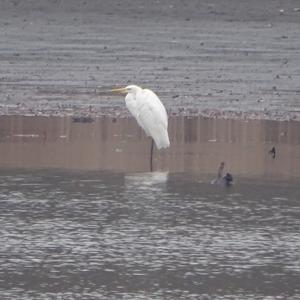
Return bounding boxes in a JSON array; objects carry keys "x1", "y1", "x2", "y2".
[{"x1": 0, "y1": 169, "x2": 299, "y2": 300}]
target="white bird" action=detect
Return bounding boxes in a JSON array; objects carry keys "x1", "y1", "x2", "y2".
[{"x1": 110, "y1": 85, "x2": 170, "y2": 150}]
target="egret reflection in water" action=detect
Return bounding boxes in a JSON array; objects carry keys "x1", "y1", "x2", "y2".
[{"x1": 125, "y1": 171, "x2": 169, "y2": 188}]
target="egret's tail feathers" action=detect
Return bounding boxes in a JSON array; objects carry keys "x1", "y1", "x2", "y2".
[{"x1": 153, "y1": 131, "x2": 170, "y2": 150}]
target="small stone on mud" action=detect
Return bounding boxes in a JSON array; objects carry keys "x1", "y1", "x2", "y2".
[{"x1": 72, "y1": 116, "x2": 94, "y2": 123}]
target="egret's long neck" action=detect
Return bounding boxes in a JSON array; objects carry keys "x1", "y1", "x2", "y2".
[
  {"x1": 132, "y1": 86, "x2": 142, "y2": 94},
  {"x1": 128, "y1": 87, "x2": 142, "y2": 100}
]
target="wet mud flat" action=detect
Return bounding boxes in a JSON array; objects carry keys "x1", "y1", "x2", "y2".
[
  {"x1": 0, "y1": 115, "x2": 299, "y2": 181},
  {"x1": 0, "y1": 0, "x2": 300, "y2": 120}
]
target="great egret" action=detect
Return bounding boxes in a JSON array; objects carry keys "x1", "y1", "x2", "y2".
[{"x1": 110, "y1": 85, "x2": 170, "y2": 171}]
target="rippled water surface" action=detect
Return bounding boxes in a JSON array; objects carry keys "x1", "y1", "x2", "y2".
[{"x1": 0, "y1": 170, "x2": 299, "y2": 299}]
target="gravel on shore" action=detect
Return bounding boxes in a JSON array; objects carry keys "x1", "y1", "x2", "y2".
[{"x1": 0, "y1": 0, "x2": 300, "y2": 120}]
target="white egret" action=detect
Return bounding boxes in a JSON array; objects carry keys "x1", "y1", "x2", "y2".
[
  {"x1": 110, "y1": 85, "x2": 170, "y2": 149},
  {"x1": 110, "y1": 85, "x2": 170, "y2": 171}
]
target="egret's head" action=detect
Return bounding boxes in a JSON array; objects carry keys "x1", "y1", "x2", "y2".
[{"x1": 110, "y1": 85, "x2": 141, "y2": 94}]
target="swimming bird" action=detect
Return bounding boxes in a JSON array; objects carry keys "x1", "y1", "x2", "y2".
[{"x1": 211, "y1": 162, "x2": 233, "y2": 186}]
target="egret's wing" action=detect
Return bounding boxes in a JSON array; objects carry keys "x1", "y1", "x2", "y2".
[
  {"x1": 135, "y1": 89, "x2": 170, "y2": 149},
  {"x1": 138, "y1": 89, "x2": 168, "y2": 129}
]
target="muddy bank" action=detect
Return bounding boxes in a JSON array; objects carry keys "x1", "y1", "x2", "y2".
[
  {"x1": 0, "y1": 115, "x2": 299, "y2": 180},
  {"x1": 0, "y1": 0, "x2": 300, "y2": 120}
]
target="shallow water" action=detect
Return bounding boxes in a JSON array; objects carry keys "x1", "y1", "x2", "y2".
[
  {"x1": 0, "y1": 115, "x2": 300, "y2": 179},
  {"x1": 0, "y1": 170, "x2": 299, "y2": 299}
]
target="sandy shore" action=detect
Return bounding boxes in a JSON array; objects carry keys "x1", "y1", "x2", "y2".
[{"x1": 0, "y1": 0, "x2": 300, "y2": 120}]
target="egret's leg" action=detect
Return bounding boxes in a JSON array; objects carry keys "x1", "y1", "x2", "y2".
[{"x1": 150, "y1": 139, "x2": 154, "y2": 172}]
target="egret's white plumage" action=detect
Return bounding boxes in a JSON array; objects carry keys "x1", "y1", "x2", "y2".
[{"x1": 111, "y1": 85, "x2": 170, "y2": 149}]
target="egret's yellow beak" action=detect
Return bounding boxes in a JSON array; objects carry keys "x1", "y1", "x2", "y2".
[{"x1": 109, "y1": 87, "x2": 128, "y2": 94}]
